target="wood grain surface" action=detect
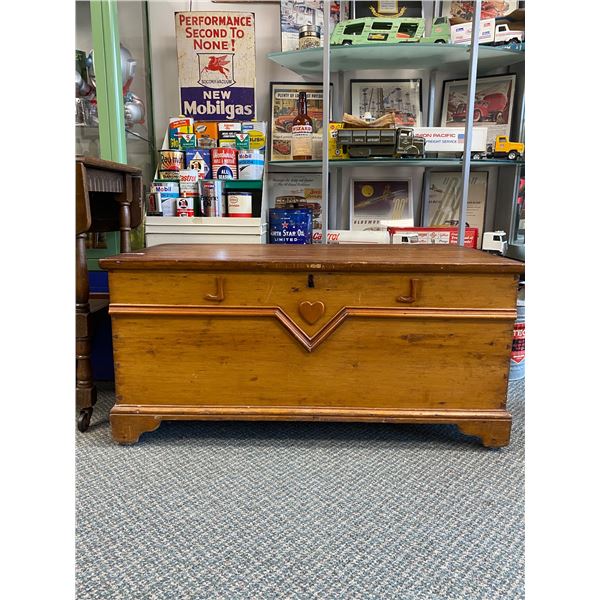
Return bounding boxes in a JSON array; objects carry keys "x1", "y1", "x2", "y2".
[
  {"x1": 100, "y1": 244, "x2": 525, "y2": 274},
  {"x1": 103, "y1": 244, "x2": 522, "y2": 447}
]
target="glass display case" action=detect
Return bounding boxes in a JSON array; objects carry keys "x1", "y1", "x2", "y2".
[{"x1": 75, "y1": 0, "x2": 155, "y2": 268}]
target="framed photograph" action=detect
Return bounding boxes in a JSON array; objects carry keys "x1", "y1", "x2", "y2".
[
  {"x1": 269, "y1": 82, "x2": 333, "y2": 162},
  {"x1": 280, "y1": 1, "x2": 349, "y2": 52},
  {"x1": 441, "y1": 74, "x2": 516, "y2": 145},
  {"x1": 350, "y1": 79, "x2": 422, "y2": 126},
  {"x1": 350, "y1": 178, "x2": 414, "y2": 231},
  {"x1": 441, "y1": 1, "x2": 519, "y2": 19},
  {"x1": 425, "y1": 172, "x2": 488, "y2": 248},
  {"x1": 352, "y1": 1, "x2": 423, "y2": 18},
  {"x1": 267, "y1": 172, "x2": 324, "y2": 241}
]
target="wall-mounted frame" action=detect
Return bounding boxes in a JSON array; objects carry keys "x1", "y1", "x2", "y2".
[
  {"x1": 280, "y1": 1, "x2": 349, "y2": 52},
  {"x1": 441, "y1": 1, "x2": 518, "y2": 19},
  {"x1": 350, "y1": 177, "x2": 414, "y2": 231},
  {"x1": 350, "y1": 78, "x2": 422, "y2": 126},
  {"x1": 269, "y1": 82, "x2": 333, "y2": 162},
  {"x1": 352, "y1": 1, "x2": 423, "y2": 18},
  {"x1": 425, "y1": 171, "x2": 489, "y2": 248},
  {"x1": 441, "y1": 74, "x2": 517, "y2": 145}
]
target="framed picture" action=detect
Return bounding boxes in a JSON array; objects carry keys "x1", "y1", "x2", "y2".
[
  {"x1": 425, "y1": 172, "x2": 488, "y2": 248},
  {"x1": 352, "y1": 1, "x2": 423, "y2": 18},
  {"x1": 350, "y1": 79, "x2": 422, "y2": 126},
  {"x1": 270, "y1": 82, "x2": 333, "y2": 162},
  {"x1": 441, "y1": 1, "x2": 519, "y2": 19},
  {"x1": 280, "y1": 1, "x2": 349, "y2": 52},
  {"x1": 441, "y1": 74, "x2": 516, "y2": 145},
  {"x1": 267, "y1": 172, "x2": 324, "y2": 241},
  {"x1": 350, "y1": 178, "x2": 414, "y2": 231}
]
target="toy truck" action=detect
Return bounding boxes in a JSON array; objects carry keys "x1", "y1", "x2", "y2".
[
  {"x1": 336, "y1": 128, "x2": 397, "y2": 158},
  {"x1": 412, "y1": 127, "x2": 488, "y2": 158},
  {"x1": 487, "y1": 135, "x2": 524, "y2": 160},
  {"x1": 336, "y1": 127, "x2": 425, "y2": 158},
  {"x1": 331, "y1": 17, "x2": 425, "y2": 45},
  {"x1": 482, "y1": 231, "x2": 508, "y2": 255},
  {"x1": 420, "y1": 17, "x2": 451, "y2": 44},
  {"x1": 450, "y1": 18, "x2": 524, "y2": 46},
  {"x1": 395, "y1": 128, "x2": 426, "y2": 157}
]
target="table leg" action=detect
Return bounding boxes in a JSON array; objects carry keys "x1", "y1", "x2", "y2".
[
  {"x1": 118, "y1": 175, "x2": 133, "y2": 253},
  {"x1": 76, "y1": 232, "x2": 95, "y2": 431}
]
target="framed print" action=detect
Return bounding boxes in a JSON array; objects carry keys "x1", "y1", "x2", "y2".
[
  {"x1": 350, "y1": 178, "x2": 414, "y2": 231},
  {"x1": 441, "y1": 74, "x2": 516, "y2": 145},
  {"x1": 441, "y1": 1, "x2": 519, "y2": 19},
  {"x1": 352, "y1": 1, "x2": 423, "y2": 18},
  {"x1": 269, "y1": 82, "x2": 333, "y2": 162},
  {"x1": 280, "y1": 1, "x2": 349, "y2": 52},
  {"x1": 350, "y1": 79, "x2": 422, "y2": 126},
  {"x1": 426, "y1": 172, "x2": 488, "y2": 248},
  {"x1": 267, "y1": 172, "x2": 324, "y2": 241}
]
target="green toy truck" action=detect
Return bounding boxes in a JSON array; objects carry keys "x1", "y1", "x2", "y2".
[
  {"x1": 330, "y1": 17, "x2": 450, "y2": 46},
  {"x1": 336, "y1": 127, "x2": 425, "y2": 159}
]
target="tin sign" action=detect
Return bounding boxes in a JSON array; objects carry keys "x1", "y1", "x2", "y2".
[{"x1": 175, "y1": 12, "x2": 256, "y2": 121}]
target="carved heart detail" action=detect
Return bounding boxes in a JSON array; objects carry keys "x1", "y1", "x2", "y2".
[{"x1": 298, "y1": 300, "x2": 325, "y2": 325}]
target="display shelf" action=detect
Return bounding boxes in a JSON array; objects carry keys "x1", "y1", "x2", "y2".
[
  {"x1": 268, "y1": 158, "x2": 524, "y2": 169},
  {"x1": 268, "y1": 43, "x2": 524, "y2": 76}
]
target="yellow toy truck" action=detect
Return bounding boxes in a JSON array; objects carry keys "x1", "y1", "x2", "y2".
[{"x1": 487, "y1": 135, "x2": 524, "y2": 160}]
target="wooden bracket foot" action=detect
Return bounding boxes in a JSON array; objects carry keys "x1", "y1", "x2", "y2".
[
  {"x1": 110, "y1": 413, "x2": 162, "y2": 444},
  {"x1": 457, "y1": 419, "x2": 512, "y2": 448}
]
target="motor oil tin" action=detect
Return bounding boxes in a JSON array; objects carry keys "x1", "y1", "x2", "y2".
[
  {"x1": 200, "y1": 179, "x2": 226, "y2": 217},
  {"x1": 227, "y1": 192, "x2": 253, "y2": 218},
  {"x1": 211, "y1": 148, "x2": 238, "y2": 179},
  {"x1": 159, "y1": 149, "x2": 184, "y2": 171}
]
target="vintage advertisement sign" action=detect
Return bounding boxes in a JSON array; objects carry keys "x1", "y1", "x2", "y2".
[{"x1": 175, "y1": 12, "x2": 256, "y2": 121}]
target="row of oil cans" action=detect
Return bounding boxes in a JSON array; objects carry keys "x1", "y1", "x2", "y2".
[{"x1": 149, "y1": 180, "x2": 252, "y2": 218}]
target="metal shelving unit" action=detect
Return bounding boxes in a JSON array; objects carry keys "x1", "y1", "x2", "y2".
[{"x1": 267, "y1": 0, "x2": 525, "y2": 252}]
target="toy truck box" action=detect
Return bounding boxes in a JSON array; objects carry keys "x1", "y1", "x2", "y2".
[{"x1": 412, "y1": 127, "x2": 488, "y2": 156}]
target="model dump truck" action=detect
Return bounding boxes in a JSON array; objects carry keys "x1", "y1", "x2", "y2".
[
  {"x1": 487, "y1": 135, "x2": 524, "y2": 160},
  {"x1": 451, "y1": 18, "x2": 524, "y2": 46},
  {"x1": 336, "y1": 127, "x2": 425, "y2": 158},
  {"x1": 396, "y1": 128, "x2": 426, "y2": 157}
]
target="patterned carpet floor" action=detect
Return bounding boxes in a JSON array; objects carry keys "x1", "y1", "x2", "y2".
[{"x1": 76, "y1": 380, "x2": 524, "y2": 600}]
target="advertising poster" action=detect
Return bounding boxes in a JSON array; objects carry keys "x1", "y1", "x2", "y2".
[
  {"x1": 268, "y1": 172, "x2": 323, "y2": 241},
  {"x1": 442, "y1": 1, "x2": 518, "y2": 19},
  {"x1": 270, "y1": 83, "x2": 331, "y2": 161},
  {"x1": 351, "y1": 79, "x2": 422, "y2": 126},
  {"x1": 426, "y1": 172, "x2": 488, "y2": 248},
  {"x1": 441, "y1": 74, "x2": 516, "y2": 145},
  {"x1": 353, "y1": 1, "x2": 423, "y2": 18},
  {"x1": 280, "y1": 1, "x2": 348, "y2": 52},
  {"x1": 174, "y1": 12, "x2": 256, "y2": 121},
  {"x1": 351, "y1": 179, "x2": 413, "y2": 231}
]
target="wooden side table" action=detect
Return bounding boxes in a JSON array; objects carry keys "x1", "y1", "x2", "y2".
[{"x1": 76, "y1": 156, "x2": 142, "y2": 432}]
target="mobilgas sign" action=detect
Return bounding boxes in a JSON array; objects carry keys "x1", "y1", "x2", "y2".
[{"x1": 175, "y1": 12, "x2": 256, "y2": 121}]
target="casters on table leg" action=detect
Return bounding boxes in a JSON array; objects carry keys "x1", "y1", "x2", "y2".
[{"x1": 77, "y1": 407, "x2": 93, "y2": 432}]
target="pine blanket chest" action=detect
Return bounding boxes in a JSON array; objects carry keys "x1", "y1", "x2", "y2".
[{"x1": 100, "y1": 244, "x2": 524, "y2": 447}]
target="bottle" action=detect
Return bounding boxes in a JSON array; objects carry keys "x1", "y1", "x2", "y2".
[{"x1": 291, "y1": 91, "x2": 313, "y2": 160}]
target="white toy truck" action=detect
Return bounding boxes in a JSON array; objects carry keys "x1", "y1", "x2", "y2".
[
  {"x1": 482, "y1": 230, "x2": 508, "y2": 255},
  {"x1": 451, "y1": 19, "x2": 524, "y2": 46}
]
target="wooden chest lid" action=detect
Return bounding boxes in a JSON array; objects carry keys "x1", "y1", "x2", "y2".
[{"x1": 100, "y1": 244, "x2": 524, "y2": 274}]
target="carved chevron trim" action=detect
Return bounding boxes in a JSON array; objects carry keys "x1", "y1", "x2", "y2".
[{"x1": 110, "y1": 304, "x2": 516, "y2": 353}]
